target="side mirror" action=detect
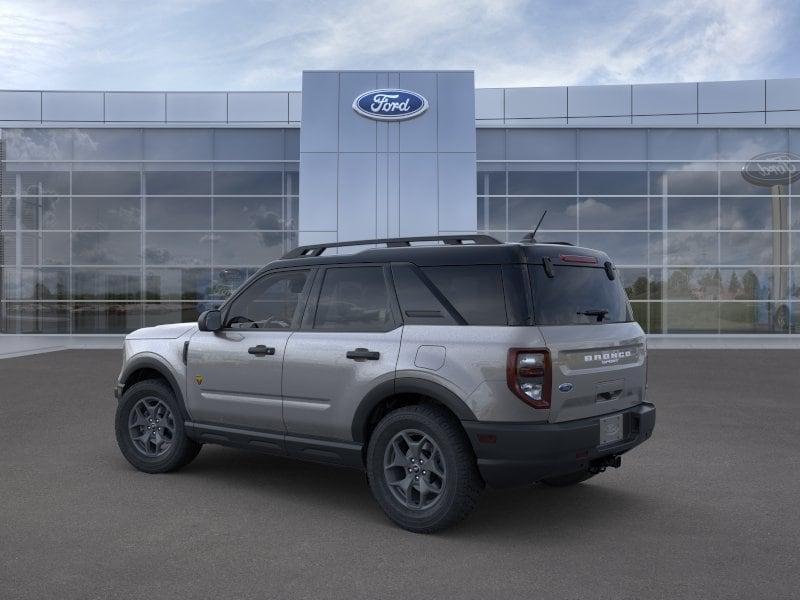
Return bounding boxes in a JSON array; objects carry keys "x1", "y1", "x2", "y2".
[{"x1": 198, "y1": 309, "x2": 222, "y2": 332}]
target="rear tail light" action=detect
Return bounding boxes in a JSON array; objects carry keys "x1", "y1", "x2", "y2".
[{"x1": 507, "y1": 348, "x2": 551, "y2": 409}]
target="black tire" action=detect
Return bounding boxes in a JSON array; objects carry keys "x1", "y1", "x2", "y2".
[
  {"x1": 540, "y1": 470, "x2": 595, "y2": 487},
  {"x1": 366, "y1": 404, "x2": 483, "y2": 533},
  {"x1": 115, "y1": 379, "x2": 201, "y2": 474}
]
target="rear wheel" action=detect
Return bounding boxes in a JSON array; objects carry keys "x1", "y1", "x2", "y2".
[
  {"x1": 540, "y1": 470, "x2": 595, "y2": 487},
  {"x1": 115, "y1": 379, "x2": 201, "y2": 473},
  {"x1": 367, "y1": 404, "x2": 483, "y2": 533}
]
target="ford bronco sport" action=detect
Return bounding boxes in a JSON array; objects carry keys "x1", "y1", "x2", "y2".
[{"x1": 114, "y1": 235, "x2": 655, "y2": 533}]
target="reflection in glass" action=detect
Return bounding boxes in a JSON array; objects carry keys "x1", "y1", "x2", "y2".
[
  {"x1": 2, "y1": 302, "x2": 70, "y2": 333},
  {"x1": 476, "y1": 170, "x2": 506, "y2": 196},
  {"x1": 19, "y1": 197, "x2": 69, "y2": 229},
  {"x1": 145, "y1": 232, "x2": 212, "y2": 266},
  {"x1": 720, "y1": 232, "x2": 775, "y2": 265},
  {"x1": 720, "y1": 302, "x2": 788, "y2": 334},
  {"x1": 666, "y1": 268, "x2": 720, "y2": 300},
  {"x1": 213, "y1": 197, "x2": 284, "y2": 230},
  {"x1": 145, "y1": 268, "x2": 212, "y2": 300},
  {"x1": 618, "y1": 268, "x2": 648, "y2": 300},
  {"x1": 2, "y1": 268, "x2": 69, "y2": 300},
  {"x1": 720, "y1": 170, "x2": 775, "y2": 195},
  {"x1": 73, "y1": 268, "x2": 142, "y2": 300},
  {"x1": 718, "y1": 268, "x2": 775, "y2": 300},
  {"x1": 666, "y1": 232, "x2": 718, "y2": 265},
  {"x1": 145, "y1": 197, "x2": 211, "y2": 230},
  {"x1": 213, "y1": 170, "x2": 282, "y2": 195},
  {"x1": 578, "y1": 232, "x2": 648, "y2": 266},
  {"x1": 72, "y1": 303, "x2": 143, "y2": 333},
  {"x1": 144, "y1": 171, "x2": 211, "y2": 195},
  {"x1": 213, "y1": 232, "x2": 284, "y2": 265},
  {"x1": 578, "y1": 197, "x2": 647, "y2": 230},
  {"x1": 720, "y1": 197, "x2": 785, "y2": 230},
  {"x1": 213, "y1": 129, "x2": 285, "y2": 160},
  {"x1": 6, "y1": 171, "x2": 70, "y2": 195},
  {"x1": 73, "y1": 129, "x2": 142, "y2": 160},
  {"x1": 664, "y1": 302, "x2": 719, "y2": 333},
  {"x1": 4, "y1": 129, "x2": 73, "y2": 160},
  {"x1": 72, "y1": 232, "x2": 140, "y2": 265},
  {"x1": 650, "y1": 171, "x2": 717, "y2": 195},
  {"x1": 72, "y1": 171, "x2": 140, "y2": 195},
  {"x1": 477, "y1": 197, "x2": 505, "y2": 230},
  {"x1": 579, "y1": 171, "x2": 647, "y2": 195},
  {"x1": 144, "y1": 303, "x2": 212, "y2": 327},
  {"x1": 72, "y1": 197, "x2": 141, "y2": 230},
  {"x1": 508, "y1": 170, "x2": 576, "y2": 195},
  {"x1": 507, "y1": 197, "x2": 577, "y2": 230},
  {"x1": 667, "y1": 197, "x2": 717, "y2": 230}
]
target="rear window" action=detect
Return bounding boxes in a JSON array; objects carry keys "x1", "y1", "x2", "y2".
[
  {"x1": 529, "y1": 265, "x2": 633, "y2": 325},
  {"x1": 421, "y1": 265, "x2": 507, "y2": 325}
]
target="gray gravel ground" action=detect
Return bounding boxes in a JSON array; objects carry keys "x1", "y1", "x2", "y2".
[{"x1": 1, "y1": 349, "x2": 798, "y2": 599}]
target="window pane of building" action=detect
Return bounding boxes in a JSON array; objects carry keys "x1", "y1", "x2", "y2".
[
  {"x1": 507, "y1": 197, "x2": 577, "y2": 230},
  {"x1": 145, "y1": 197, "x2": 211, "y2": 230},
  {"x1": 213, "y1": 197, "x2": 284, "y2": 229},
  {"x1": 145, "y1": 232, "x2": 212, "y2": 266},
  {"x1": 72, "y1": 232, "x2": 140, "y2": 265},
  {"x1": 72, "y1": 197, "x2": 141, "y2": 230},
  {"x1": 144, "y1": 171, "x2": 211, "y2": 195}
]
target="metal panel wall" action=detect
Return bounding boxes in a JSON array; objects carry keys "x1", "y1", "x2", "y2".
[{"x1": 299, "y1": 70, "x2": 477, "y2": 244}]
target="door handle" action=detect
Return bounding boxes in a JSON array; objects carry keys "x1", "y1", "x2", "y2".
[
  {"x1": 248, "y1": 345, "x2": 276, "y2": 356},
  {"x1": 346, "y1": 348, "x2": 380, "y2": 360}
]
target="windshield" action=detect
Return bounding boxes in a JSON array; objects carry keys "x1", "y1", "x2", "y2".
[{"x1": 529, "y1": 264, "x2": 633, "y2": 325}]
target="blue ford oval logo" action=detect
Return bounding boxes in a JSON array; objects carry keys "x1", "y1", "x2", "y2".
[
  {"x1": 353, "y1": 89, "x2": 428, "y2": 121},
  {"x1": 558, "y1": 383, "x2": 574, "y2": 393}
]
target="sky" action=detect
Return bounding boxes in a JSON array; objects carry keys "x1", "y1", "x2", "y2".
[{"x1": 0, "y1": 0, "x2": 797, "y2": 91}]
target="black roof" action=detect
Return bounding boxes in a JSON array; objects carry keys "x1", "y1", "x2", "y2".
[{"x1": 264, "y1": 235, "x2": 612, "y2": 272}]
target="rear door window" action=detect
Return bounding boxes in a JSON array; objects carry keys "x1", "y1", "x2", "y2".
[
  {"x1": 529, "y1": 265, "x2": 632, "y2": 325},
  {"x1": 421, "y1": 265, "x2": 507, "y2": 325},
  {"x1": 313, "y1": 266, "x2": 395, "y2": 331}
]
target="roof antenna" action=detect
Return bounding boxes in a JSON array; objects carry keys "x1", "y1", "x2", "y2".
[{"x1": 520, "y1": 210, "x2": 547, "y2": 244}]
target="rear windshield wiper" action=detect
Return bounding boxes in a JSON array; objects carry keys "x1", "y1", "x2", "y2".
[{"x1": 577, "y1": 309, "x2": 609, "y2": 322}]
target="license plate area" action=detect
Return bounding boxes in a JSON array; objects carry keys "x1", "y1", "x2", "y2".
[{"x1": 599, "y1": 413, "x2": 624, "y2": 446}]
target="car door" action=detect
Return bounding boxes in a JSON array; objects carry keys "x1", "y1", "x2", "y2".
[
  {"x1": 282, "y1": 264, "x2": 402, "y2": 442},
  {"x1": 185, "y1": 267, "x2": 314, "y2": 433}
]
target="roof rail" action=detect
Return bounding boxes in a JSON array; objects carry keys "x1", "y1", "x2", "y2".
[{"x1": 282, "y1": 234, "x2": 502, "y2": 259}]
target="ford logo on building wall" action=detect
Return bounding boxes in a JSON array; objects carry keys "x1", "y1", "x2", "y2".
[
  {"x1": 353, "y1": 89, "x2": 428, "y2": 121},
  {"x1": 741, "y1": 152, "x2": 800, "y2": 187}
]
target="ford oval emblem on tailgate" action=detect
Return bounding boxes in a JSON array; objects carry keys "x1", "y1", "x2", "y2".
[{"x1": 558, "y1": 383, "x2": 574, "y2": 393}]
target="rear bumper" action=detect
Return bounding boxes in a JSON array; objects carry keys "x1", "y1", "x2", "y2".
[{"x1": 462, "y1": 402, "x2": 656, "y2": 488}]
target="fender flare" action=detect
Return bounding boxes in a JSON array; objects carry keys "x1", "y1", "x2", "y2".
[
  {"x1": 350, "y1": 377, "x2": 477, "y2": 443},
  {"x1": 119, "y1": 355, "x2": 190, "y2": 421}
]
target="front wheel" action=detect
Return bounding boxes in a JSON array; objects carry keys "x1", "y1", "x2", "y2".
[
  {"x1": 115, "y1": 379, "x2": 201, "y2": 473},
  {"x1": 366, "y1": 404, "x2": 483, "y2": 533}
]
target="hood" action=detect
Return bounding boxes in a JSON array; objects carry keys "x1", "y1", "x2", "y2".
[{"x1": 126, "y1": 322, "x2": 197, "y2": 340}]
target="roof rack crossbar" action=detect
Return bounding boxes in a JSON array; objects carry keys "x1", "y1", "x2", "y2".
[{"x1": 282, "y1": 234, "x2": 502, "y2": 259}]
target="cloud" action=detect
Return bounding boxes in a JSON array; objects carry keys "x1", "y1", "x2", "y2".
[{"x1": 0, "y1": 0, "x2": 794, "y2": 90}]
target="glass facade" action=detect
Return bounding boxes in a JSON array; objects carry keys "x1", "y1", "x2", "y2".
[
  {"x1": 477, "y1": 128, "x2": 800, "y2": 335},
  {"x1": 1, "y1": 124, "x2": 798, "y2": 336},
  {"x1": 0, "y1": 128, "x2": 299, "y2": 333}
]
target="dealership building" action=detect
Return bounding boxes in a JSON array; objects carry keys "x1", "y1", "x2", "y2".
[{"x1": 1, "y1": 70, "x2": 799, "y2": 345}]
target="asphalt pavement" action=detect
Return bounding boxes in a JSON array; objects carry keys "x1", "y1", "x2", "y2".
[{"x1": 1, "y1": 349, "x2": 798, "y2": 599}]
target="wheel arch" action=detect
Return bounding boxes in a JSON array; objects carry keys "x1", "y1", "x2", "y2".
[
  {"x1": 351, "y1": 378, "x2": 477, "y2": 445},
  {"x1": 119, "y1": 356, "x2": 189, "y2": 421}
]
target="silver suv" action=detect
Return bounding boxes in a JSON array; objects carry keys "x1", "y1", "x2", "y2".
[{"x1": 114, "y1": 235, "x2": 656, "y2": 533}]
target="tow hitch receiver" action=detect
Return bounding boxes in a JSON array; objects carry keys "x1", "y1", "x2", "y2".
[{"x1": 589, "y1": 455, "x2": 622, "y2": 474}]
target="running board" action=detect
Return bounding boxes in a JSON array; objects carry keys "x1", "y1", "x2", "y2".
[{"x1": 185, "y1": 421, "x2": 364, "y2": 469}]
